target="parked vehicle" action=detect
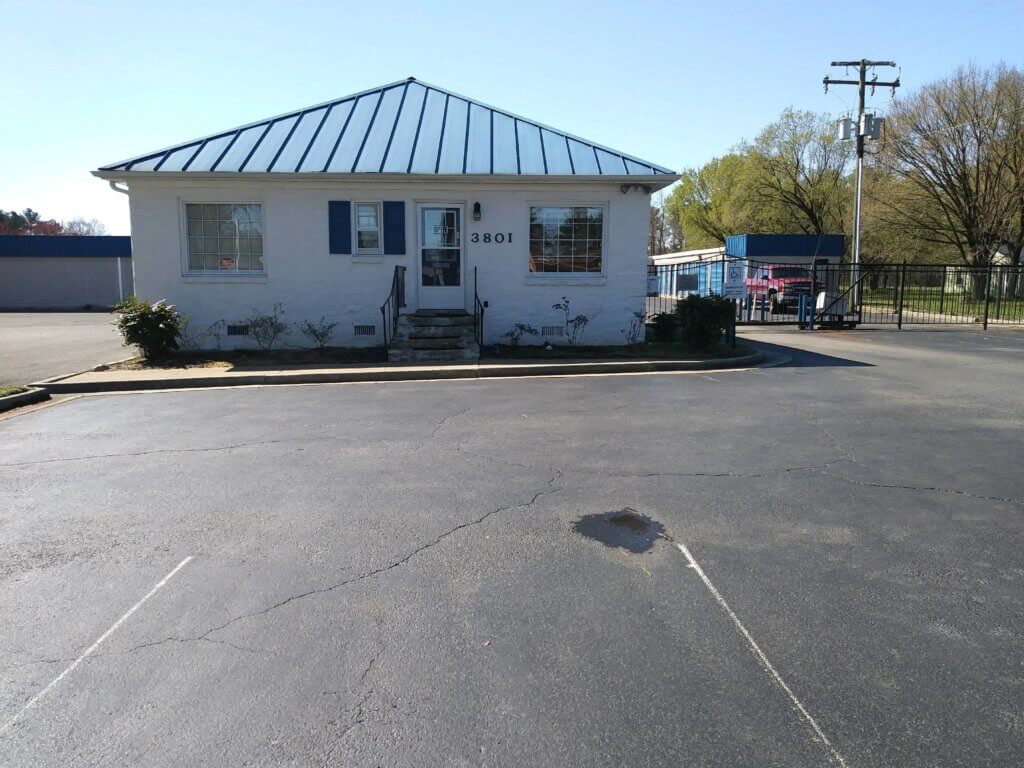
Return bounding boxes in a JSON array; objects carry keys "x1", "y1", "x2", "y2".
[{"x1": 745, "y1": 265, "x2": 813, "y2": 313}]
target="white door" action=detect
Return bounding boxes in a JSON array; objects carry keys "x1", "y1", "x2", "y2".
[{"x1": 418, "y1": 205, "x2": 464, "y2": 309}]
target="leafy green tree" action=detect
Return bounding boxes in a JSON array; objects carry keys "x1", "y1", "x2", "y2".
[
  {"x1": 664, "y1": 110, "x2": 851, "y2": 249},
  {"x1": 741, "y1": 108, "x2": 852, "y2": 236},
  {"x1": 663, "y1": 153, "x2": 753, "y2": 248}
]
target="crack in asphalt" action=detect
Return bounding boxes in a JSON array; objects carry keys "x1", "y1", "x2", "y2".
[
  {"x1": 820, "y1": 472, "x2": 1023, "y2": 507},
  {"x1": 108, "y1": 482, "x2": 563, "y2": 656}
]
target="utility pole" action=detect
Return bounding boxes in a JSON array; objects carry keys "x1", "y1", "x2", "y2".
[{"x1": 824, "y1": 60, "x2": 899, "y2": 313}]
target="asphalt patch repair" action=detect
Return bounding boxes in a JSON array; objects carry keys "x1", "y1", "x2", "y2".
[{"x1": 572, "y1": 508, "x2": 671, "y2": 553}]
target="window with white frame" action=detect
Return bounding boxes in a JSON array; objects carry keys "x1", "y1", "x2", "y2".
[
  {"x1": 185, "y1": 203, "x2": 263, "y2": 272},
  {"x1": 528, "y1": 205, "x2": 604, "y2": 273},
  {"x1": 355, "y1": 202, "x2": 382, "y2": 254}
]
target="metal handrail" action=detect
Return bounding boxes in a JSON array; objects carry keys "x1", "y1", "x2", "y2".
[
  {"x1": 473, "y1": 266, "x2": 485, "y2": 348},
  {"x1": 814, "y1": 268, "x2": 868, "y2": 321},
  {"x1": 380, "y1": 265, "x2": 406, "y2": 352}
]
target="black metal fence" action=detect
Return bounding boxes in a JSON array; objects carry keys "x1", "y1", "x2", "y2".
[{"x1": 647, "y1": 258, "x2": 1024, "y2": 328}]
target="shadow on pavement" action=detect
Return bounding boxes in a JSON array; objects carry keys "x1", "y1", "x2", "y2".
[{"x1": 743, "y1": 338, "x2": 873, "y2": 368}]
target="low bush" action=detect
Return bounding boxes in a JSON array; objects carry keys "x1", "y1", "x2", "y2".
[
  {"x1": 297, "y1": 317, "x2": 338, "y2": 353},
  {"x1": 113, "y1": 296, "x2": 185, "y2": 358},
  {"x1": 675, "y1": 294, "x2": 735, "y2": 351},
  {"x1": 648, "y1": 311, "x2": 678, "y2": 342},
  {"x1": 502, "y1": 323, "x2": 540, "y2": 347},
  {"x1": 245, "y1": 303, "x2": 290, "y2": 351}
]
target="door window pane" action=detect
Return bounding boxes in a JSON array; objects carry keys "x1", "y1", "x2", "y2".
[{"x1": 420, "y1": 207, "x2": 461, "y2": 286}]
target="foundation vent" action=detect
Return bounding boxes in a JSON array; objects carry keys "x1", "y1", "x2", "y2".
[
  {"x1": 541, "y1": 326, "x2": 564, "y2": 337},
  {"x1": 354, "y1": 324, "x2": 377, "y2": 336},
  {"x1": 226, "y1": 324, "x2": 249, "y2": 336}
]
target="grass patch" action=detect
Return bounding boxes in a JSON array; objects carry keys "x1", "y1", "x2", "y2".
[
  {"x1": 862, "y1": 287, "x2": 1024, "y2": 318},
  {"x1": 484, "y1": 342, "x2": 755, "y2": 361},
  {"x1": 108, "y1": 346, "x2": 387, "y2": 371},
  {"x1": 0, "y1": 385, "x2": 29, "y2": 398}
]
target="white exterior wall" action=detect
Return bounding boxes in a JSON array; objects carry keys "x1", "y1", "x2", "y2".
[{"x1": 127, "y1": 179, "x2": 651, "y2": 349}]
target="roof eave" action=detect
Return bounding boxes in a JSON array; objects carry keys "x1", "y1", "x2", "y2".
[{"x1": 92, "y1": 169, "x2": 680, "y2": 191}]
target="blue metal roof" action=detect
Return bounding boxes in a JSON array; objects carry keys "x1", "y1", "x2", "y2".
[
  {"x1": 98, "y1": 78, "x2": 676, "y2": 178},
  {"x1": 725, "y1": 234, "x2": 846, "y2": 259},
  {"x1": 0, "y1": 235, "x2": 131, "y2": 258}
]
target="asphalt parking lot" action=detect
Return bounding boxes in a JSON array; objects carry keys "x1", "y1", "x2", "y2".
[
  {"x1": 1, "y1": 326, "x2": 1022, "y2": 767},
  {"x1": 0, "y1": 312, "x2": 126, "y2": 386}
]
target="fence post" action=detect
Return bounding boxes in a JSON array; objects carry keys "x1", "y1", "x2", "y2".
[
  {"x1": 896, "y1": 261, "x2": 907, "y2": 329},
  {"x1": 994, "y1": 265, "x2": 1004, "y2": 321},
  {"x1": 729, "y1": 300, "x2": 737, "y2": 349},
  {"x1": 982, "y1": 261, "x2": 993, "y2": 329},
  {"x1": 938, "y1": 265, "x2": 946, "y2": 315}
]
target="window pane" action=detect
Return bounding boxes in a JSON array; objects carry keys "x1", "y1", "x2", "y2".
[
  {"x1": 185, "y1": 203, "x2": 263, "y2": 271},
  {"x1": 528, "y1": 205, "x2": 603, "y2": 273},
  {"x1": 356, "y1": 204, "x2": 379, "y2": 228},
  {"x1": 358, "y1": 231, "x2": 380, "y2": 250}
]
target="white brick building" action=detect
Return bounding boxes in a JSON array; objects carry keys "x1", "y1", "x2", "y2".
[{"x1": 95, "y1": 78, "x2": 677, "y2": 357}]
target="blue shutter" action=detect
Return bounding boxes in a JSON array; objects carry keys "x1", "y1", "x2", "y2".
[
  {"x1": 328, "y1": 201, "x2": 351, "y2": 254},
  {"x1": 382, "y1": 201, "x2": 406, "y2": 255}
]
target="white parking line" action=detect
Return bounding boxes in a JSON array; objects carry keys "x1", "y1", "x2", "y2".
[
  {"x1": 0, "y1": 556, "x2": 193, "y2": 736},
  {"x1": 676, "y1": 543, "x2": 849, "y2": 768}
]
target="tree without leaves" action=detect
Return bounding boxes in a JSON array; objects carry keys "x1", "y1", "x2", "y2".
[
  {"x1": 648, "y1": 192, "x2": 682, "y2": 255},
  {"x1": 873, "y1": 64, "x2": 1023, "y2": 268},
  {"x1": 0, "y1": 208, "x2": 106, "y2": 235},
  {"x1": 61, "y1": 218, "x2": 108, "y2": 236}
]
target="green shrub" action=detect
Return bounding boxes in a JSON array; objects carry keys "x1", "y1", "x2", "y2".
[
  {"x1": 113, "y1": 296, "x2": 185, "y2": 358},
  {"x1": 674, "y1": 294, "x2": 735, "y2": 351},
  {"x1": 648, "y1": 311, "x2": 678, "y2": 342}
]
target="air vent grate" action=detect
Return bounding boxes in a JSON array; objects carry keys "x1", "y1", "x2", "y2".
[
  {"x1": 226, "y1": 324, "x2": 249, "y2": 336},
  {"x1": 354, "y1": 324, "x2": 376, "y2": 336},
  {"x1": 541, "y1": 326, "x2": 564, "y2": 337}
]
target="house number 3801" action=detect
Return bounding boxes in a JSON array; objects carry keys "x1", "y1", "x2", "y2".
[{"x1": 470, "y1": 232, "x2": 513, "y2": 244}]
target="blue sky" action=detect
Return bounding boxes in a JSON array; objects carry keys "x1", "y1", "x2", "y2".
[{"x1": 2, "y1": 0, "x2": 1021, "y2": 234}]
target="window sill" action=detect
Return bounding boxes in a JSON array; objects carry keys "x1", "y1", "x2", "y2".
[
  {"x1": 181, "y1": 273, "x2": 268, "y2": 284},
  {"x1": 524, "y1": 275, "x2": 607, "y2": 287},
  {"x1": 352, "y1": 254, "x2": 384, "y2": 263}
]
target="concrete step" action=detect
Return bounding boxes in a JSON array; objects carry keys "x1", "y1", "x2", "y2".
[
  {"x1": 389, "y1": 345, "x2": 480, "y2": 364},
  {"x1": 412, "y1": 309, "x2": 469, "y2": 317},
  {"x1": 408, "y1": 328, "x2": 475, "y2": 340},
  {"x1": 406, "y1": 315, "x2": 476, "y2": 327},
  {"x1": 390, "y1": 337, "x2": 465, "y2": 351}
]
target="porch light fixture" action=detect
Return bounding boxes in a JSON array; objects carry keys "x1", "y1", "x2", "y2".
[{"x1": 473, "y1": 202, "x2": 482, "y2": 221}]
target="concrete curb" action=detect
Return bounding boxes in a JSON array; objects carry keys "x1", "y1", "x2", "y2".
[
  {"x1": 0, "y1": 387, "x2": 50, "y2": 413},
  {"x1": 32, "y1": 351, "x2": 765, "y2": 394}
]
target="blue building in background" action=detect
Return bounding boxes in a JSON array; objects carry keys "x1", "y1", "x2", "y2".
[{"x1": 649, "y1": 233, "x2": 845, "y2": 300}]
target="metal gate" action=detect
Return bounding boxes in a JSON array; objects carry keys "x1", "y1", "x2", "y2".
[{"x1": 647, "y1": 258, "x2": 1024, "y2": 328}]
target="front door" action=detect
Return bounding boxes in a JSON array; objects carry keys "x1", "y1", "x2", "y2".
[{"x1": 418, "y1": 205, "x2": 464, "y2": 309}]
